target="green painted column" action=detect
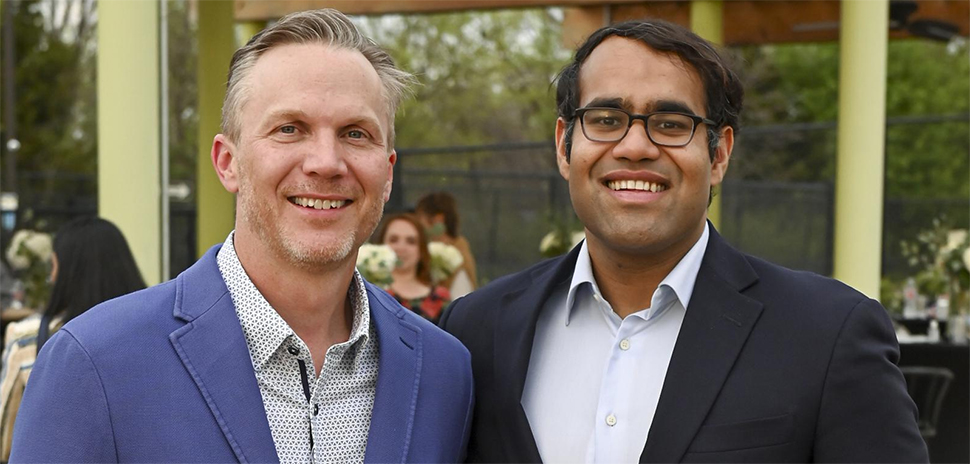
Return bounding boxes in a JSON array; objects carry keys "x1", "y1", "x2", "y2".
[
  {"x1": 98, "y1": 1, "x2": 161, "y2": 285},
  {"x1": 834, "y1": 0, "x2": 888, "y2": 298},
  {"x1": 195, "y1": 1, "x2": 237, "y2": 257},
  {"x1": 690, "y1": 0, "x2": 723, "y2": 229}
]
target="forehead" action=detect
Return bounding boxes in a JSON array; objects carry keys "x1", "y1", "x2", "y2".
[
  {"x1": 242, "y1": 43, "x2": 386, "y2": 129},
  {"x1": 387, "y1": 218, "x2": 419, "y2": 235},
  {"x1": 577, "y1": 36, "x2": 705, "y2": 113}
]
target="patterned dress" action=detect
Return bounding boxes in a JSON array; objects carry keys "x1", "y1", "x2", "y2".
[{"x1": 387, "y1": 286, "x2": 451, "y2": 324}]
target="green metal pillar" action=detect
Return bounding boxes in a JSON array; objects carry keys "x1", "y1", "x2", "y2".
[
  {"x1": 690, "y1": 0, "x2": 724, "y2": 229},
  {"x1": 98, "y1": 0, "x2": 161, "y2": 285},
  {"x1": 834, "y1": 0, "x2": 889, "y2": 298},
  {"x1": 195, "y1": 0, "x2": 237, "y2": 257}
]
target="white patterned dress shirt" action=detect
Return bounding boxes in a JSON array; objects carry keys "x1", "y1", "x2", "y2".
[
  {"x1": 522, "y1": 224, "x2": 710, "y2": 463},
  {"x1": 217, "y1": 232, "x2": 379, "y2": 464}
]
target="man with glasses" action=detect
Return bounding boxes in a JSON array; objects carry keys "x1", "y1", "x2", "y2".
[{"x1": 441, "y1": 19, "x2": 926, "y2": 463}]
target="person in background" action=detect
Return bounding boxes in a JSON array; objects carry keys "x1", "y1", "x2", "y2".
[
  {"x1": 0, "y1": 216, "x2": 145, "y2": 461},
  {"x1": 376, "y1": 213, "x2": 450, "y2": 323},
  {"x1": 415, "y1": 192, "x2": 478, "y2": 298}
]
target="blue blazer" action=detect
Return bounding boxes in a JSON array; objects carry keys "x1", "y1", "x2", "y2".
[{"x1": 11, "y1": 246, "x2": 474, "y2": 463}]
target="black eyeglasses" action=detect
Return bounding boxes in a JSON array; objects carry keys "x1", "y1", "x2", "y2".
[{"x1": 574, "y1": 107, "x2": 717, "y2": 147}]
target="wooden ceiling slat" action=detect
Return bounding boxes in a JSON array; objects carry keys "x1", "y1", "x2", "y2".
[{"x1": 235, "y1": 0, "x2": 970, "y2": 45}]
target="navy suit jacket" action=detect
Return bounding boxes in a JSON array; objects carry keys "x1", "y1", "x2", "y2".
[
  {"x1": 11, "y1": 246, "x2": 474, "y2": 463},
  {"x1": 441, "y1": 227, "x2": 927, "y2": 463}
]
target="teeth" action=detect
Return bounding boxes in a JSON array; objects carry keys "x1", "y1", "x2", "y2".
[
  {"x1": 291, "y1": 197, "x2": 347, "y2": 210},
  {"x1": 607, "y1": 180, "x2": 667, "y2": 192}
]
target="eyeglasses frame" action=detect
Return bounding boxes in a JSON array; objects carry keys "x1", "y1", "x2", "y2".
[{"x1": 573, "y1": 106, "x2": 718, "y2": 147}]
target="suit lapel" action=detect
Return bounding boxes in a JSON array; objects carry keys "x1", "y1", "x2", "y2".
[
  {"x1": 364, "y1": 284, "x2": 421, "y2": 464},
  {"x1": 493, "y1": 248, "x2": 580, "y2": 463},
  {"x1": 168, "y1": 247, "x2": 279, "y2": 463},
  {"x1": 640, "y1": 228, "x2": 763, "y2": 463}
]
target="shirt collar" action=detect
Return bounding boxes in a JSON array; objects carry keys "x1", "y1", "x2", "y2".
[
  {"x1": 217, "y1": 231, "x2": 372, "y2": 370},
  {"x1": 564, "y1": 223, "x2": 710, "y2": 324}
]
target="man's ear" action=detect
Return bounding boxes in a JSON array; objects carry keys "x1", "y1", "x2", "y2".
[
  {"x1": 383, "y1": 150, "x2": 397, "y2": 202},
  {"x1": 555, "y1": 117, "x2": 570, "y2": 181},
  {"x1": 710, "y1": 126, "x2": 733, "y2": 187},
  {"x1": 211, "y1": 134, "x2": 240, "y2": 193}
]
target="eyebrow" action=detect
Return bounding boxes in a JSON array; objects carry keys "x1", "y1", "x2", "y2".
[
  {"x1": 260, "y1": 109, "x2": 311, "y2": 127},
  {"x1": 584, "y1": 97, "x2": 626, "y2": 109},
  {"x1": 582, "y1": 98, "x2": 701, "y2": 117},
  {"x1": 653, "y1": 100, "x2": 699, "y2": 116}
]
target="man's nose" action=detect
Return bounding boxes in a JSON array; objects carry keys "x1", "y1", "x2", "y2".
[
  {"x1": 611, "y1": 120, "x2": 661, "y2": 162},
  {"x1": 302, "y1": 134, "x2": 349, "y2": 177}
]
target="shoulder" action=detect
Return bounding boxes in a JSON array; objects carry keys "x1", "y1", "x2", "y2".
[
  {"x1": 743, "y1": 254, "x2": 868, "y2": 307},
  {"x1": 441, "y1": 254, "x2": 567, "y2": 339},
  {"x1": 366, "y1": 282, "x2": 470, "y2": 361},
  {"x1": 57, "y1": 280, "x2": 179, "y2": 354}
]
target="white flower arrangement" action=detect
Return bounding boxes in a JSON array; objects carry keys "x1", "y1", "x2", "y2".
[
  {"x1": 428, "y1": 241, "x2": 463, "y2": 284},
  {"x1": 5, "y1": 229, "x2": 53, "y2": 308},
  {"x1": 6, "y1": 230, "x2": 52, "y2": 270},
  {"x1": 356, "y1": 244, "x2": 397, "y2": 288}
]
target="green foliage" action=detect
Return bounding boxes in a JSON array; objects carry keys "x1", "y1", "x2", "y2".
[
  {"x1": 8, "y1": 0, "x2": 97, "y2": 183},
  {"x1": 735, "y1": 39, "x2": 969, "y2": 201},
  {"x1": 358, "y1": 9, "x2": 570, "y2": 154},
  {"x1": 166, "y1": 0, "x2": 199, "y2": 184}
]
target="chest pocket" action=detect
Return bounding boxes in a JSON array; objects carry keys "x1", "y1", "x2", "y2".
[{"x1": 687, "y1": 412, "x2": 794, "y2": 453}]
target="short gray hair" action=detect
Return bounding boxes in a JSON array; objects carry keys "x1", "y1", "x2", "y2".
[{"x1": 221, "y1": 9, "x2": 415, "y2": 147}]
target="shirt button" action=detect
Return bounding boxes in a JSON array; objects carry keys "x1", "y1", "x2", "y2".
[
  {"x1": 313, "y1": 404, "x2": 319, "y2": 416},
  {"x1": 619, "y1": 339, "x2": 631, "y2": 351},
  {"x1": 287, "y1": 346, "x2": 299, "y2": 356},
  {"x1": 593, "y1": 293, "x2": 602, "y2": 303},
  {"x1": 606, "y1": 414, "x2": 617, "y2": 426}
]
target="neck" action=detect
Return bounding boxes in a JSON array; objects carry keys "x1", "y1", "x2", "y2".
[
  {"x1": 391, "y1": 267, "x2": 419, "y2": 282},
  {"x1": 232, "y1": 229, "x2": 355, "y2": 371},
  {"x1": 586, "y1": 222, "x2": 705, "y2": 319}
]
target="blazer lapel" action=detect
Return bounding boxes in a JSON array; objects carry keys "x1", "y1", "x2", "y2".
[
  {"x1": 364, "y1": 284, "x2": 421, "y2": 464},
  {"x1": 168, "y1": 247, "x2": 279, "y2": 463},
  {"x1": 640, "y1": 228, "x2": 763, "y2": 463},
  {"x1": 493, "y1": 247, "x2": 580, "y2": 463}
]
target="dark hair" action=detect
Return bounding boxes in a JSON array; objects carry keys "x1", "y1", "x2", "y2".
[
  {"x1": 43, "y1": 217, "x2": 146, "y2": 327},
  {"x1": 415, "y1": 192, "x2": 460, "y2": 238},
  {"x1": 555, "y1": 19, "x2": 744, "y2": 162},
  {"x1": 375, "y1": 213, "x2": 432, "y2": 285}
]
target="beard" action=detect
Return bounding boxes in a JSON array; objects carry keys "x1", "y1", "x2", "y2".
[{"x1": 235, "y1": 168, "x2": 386, "y2": 272}]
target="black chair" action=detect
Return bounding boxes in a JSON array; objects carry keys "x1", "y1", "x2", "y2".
[{"x1": 901, "y1": 366, "x2": 955, "y2": 438}]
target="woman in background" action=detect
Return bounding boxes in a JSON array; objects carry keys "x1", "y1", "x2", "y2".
[
  {"x1": 0, "y1": 217, "x2": 145, "y2": 459},
  {"x1": 376, "y1": 213, "x2": 450, "y2": 323},
  {"x1": 415, "y1": 192, "x2": 478, "y2": 298}
]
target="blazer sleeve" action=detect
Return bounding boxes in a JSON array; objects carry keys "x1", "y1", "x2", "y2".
[
  {"x1": 813, "y1": 298, "x2": 928, "y2": 463},
  {"x1": 10, "y1": 329, "x2": 117, "y2": 463}
]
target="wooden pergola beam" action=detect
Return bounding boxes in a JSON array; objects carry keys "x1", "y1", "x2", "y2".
[
  {"x1": 235, "y1": 0, "x2": 646, "y2": 20},
  {"x1": 237, "y1": 0, "x2": 970, "y2": 46}
]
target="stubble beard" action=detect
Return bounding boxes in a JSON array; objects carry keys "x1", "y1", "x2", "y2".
[{"x1": 236, "y1": 172, "x2": 386, "y2": 273}]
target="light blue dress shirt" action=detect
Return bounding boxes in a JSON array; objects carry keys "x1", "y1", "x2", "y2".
[{"x1": 521, "y1": 224, "x2": 710, "y2": 463}]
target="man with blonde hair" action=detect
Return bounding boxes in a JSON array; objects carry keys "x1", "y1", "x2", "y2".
[{"x1": 12, "y1": 9, "x2": 473, "y2": 463}]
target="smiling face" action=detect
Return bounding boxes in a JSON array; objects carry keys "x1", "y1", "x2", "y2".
[
  {"x1": 556, "y1": 36, "x2": 732, "y2": 261},
  {"x1": 383, "y1": 218, "x2": 421, "y2": 274},
  {"x1": 212, "y1": 43, "x2": 395, "y2": 271}
]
